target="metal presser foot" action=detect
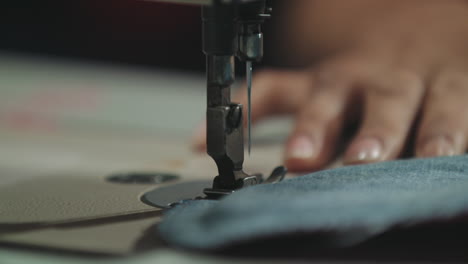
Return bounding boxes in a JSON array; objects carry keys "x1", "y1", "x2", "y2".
[{"x1": 203, "y1": 165, "x2": 288, "y2": 199}]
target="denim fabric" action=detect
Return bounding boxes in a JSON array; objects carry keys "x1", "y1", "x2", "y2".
[{"x1": 158, "y1": 155, "x2": 468, "y2": 250}]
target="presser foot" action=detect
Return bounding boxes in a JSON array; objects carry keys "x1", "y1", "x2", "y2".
[{"x1": 203, "y1": 165, "x2": 287, "y2": 199}]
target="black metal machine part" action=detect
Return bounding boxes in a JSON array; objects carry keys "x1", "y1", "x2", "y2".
[{"x1": 203, "y1": 165, "x2": 287, "y2": 200}]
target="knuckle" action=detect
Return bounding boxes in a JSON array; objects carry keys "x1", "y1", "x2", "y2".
[
  {"x1": 432, "y1": 71, "x2": 468, "y2": 95},
  {"x1": 315, "y1": 57, "x2": 369, "y2": 86},
  {"x1": 394, "y1": 70, "x2": 424, "y2": 89},
  {"x1": 367, "y1": 70, "x2": 424, "y2": 99},
  {"x1": 297, "y1": 100, "x2": 340, "y2": 123},
  {"x1": 315, "y1": 65, "x2": 353, "y2": 87}
]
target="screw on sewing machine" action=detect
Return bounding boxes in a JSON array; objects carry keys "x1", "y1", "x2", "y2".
[{"x1": 227, "y1": 104, "x2": 242, "y2": 133}]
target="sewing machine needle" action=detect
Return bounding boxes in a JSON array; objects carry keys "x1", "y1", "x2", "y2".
[{"x1": 246, "y1": 61, "x2": 252, "y2": 155}]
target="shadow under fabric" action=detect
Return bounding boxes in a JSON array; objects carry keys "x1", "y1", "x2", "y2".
[{"x1": 157, "y1": 155, "x2": 468, "y2": 260}]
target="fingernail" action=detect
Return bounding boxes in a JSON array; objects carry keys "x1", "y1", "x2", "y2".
[
  {"x1": 286, "y1": 135, "x2": 316, "y2": 160},
  {"x1": 345, "y1": 137, "x2": 383, "y2": 164},
  {"x1": 418, "y1": 136, "x2": 455, "y2": 157}
]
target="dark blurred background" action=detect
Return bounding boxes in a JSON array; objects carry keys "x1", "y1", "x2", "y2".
[{"x1": 0, "y1": 0, "x2": 280, "y2": 72}]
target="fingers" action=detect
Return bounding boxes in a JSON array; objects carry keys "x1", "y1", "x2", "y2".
[
  {"x1": 344, "y1": 71, "x2": 425, "y2": 164},
  {"x1": 191, "y1": 69, "x2": 312, "y2": 151},
  {"x1": 415, "y1": 70, "x2": 468, "y2": 157},
  {"x1": 284, "y1": 69, "x2": 355, "y2": 171}
]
